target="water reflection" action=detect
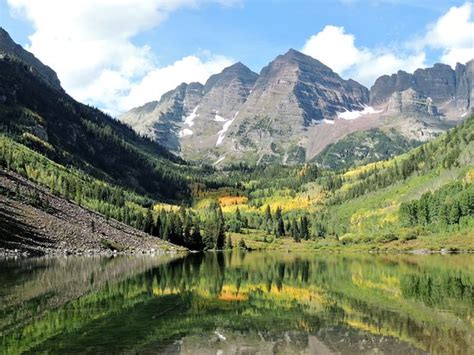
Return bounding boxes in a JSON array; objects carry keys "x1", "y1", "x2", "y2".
[{"x1": 0, "y1": 252, "x2": 473, "y2": 354}]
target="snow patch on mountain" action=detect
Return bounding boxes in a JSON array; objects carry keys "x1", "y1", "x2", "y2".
[
  {"x1": 216, "y1": 111, "x2": 239, "y2": 146},
  {"x1": 322, "y1": 119, "x2": 335, "y2": 124},
  {"x1": 337, "y1": 105, "x2": 382, "y2": 120},
  {"x1": 183, "y1": 106, "x2": 199, "y2": 127},
  {"x1": 214, "y1": 111, "x2": 226, "y2": 122},
  {"x1": 213, "y1": 155, "x2": 226, "y2": 166},
  {"x1": 178, "y1": 128, "x2": 193, "y2": 137}
]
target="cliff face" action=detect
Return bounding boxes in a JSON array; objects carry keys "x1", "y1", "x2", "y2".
[
  {"x1": 120, "y1": 63, "x2": 258, "y2": 154},
  {"x1": 370, "y1": 60, "x2": 474, "y2": 113},
  {"x1": 0, "y1": 27, "x2": 63, "y2": 91},
  {"x1": 386, "y1": 88, "x2": 439, "y2": 117}
]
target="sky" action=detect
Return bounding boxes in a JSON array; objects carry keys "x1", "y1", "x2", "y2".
[{"x1": 1, "y1": 0, "x2": 473, "y2": 116}]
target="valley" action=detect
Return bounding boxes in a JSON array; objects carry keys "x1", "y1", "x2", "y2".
[
  {"x1": 0, "y1": 2, "x2": 473, "y2": 353},
  {"x1": 0, "y1": 25, "x2": 473, "y2": 256}
]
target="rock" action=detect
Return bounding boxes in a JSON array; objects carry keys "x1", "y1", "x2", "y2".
[
  {"x1": 120, "y1": 49, "x2": 369, "y2": 165},
  {"x1": 0, "y1": 27, "x2": 63, "y2": 91},
  {"x1": 386, "y1": 88, "x2": 439, "y2": 117},
  {"x1": 370, "y1": 60, "x2": 473, "y2": 112}
]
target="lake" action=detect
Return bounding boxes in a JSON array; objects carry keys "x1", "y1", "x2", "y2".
[{"x1": 1, "y1": 252, "x2": 473, "y2": 354}]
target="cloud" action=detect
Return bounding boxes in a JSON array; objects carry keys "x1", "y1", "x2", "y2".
[
  {"x1": 121, "y1": 54, "x2": 234, "y2": 112},
  {"x1": 303, "y1": 2, "x2": 473, "y2": 87},
  {"x1": 419, "y1": 2, "x2": 474, "y2": 66},
  {"x1": 302, "y1": 25, "x2": 425, "y2": 87},
  {"x1": 302, "y1": 26, "x2": 362, "y2": 74},
  {"x1": 7, "y1": 0, "x2": 237, "y2": 115}
]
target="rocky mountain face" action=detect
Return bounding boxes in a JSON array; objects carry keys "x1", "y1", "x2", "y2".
[
  {"x1": 219, "y1": 50, "x2": 370, "y2": 165},
  {"x1": 121, "y1": 49, "x2": 374, "y2": 165},
  {"x1": 370, "y1": 61, "x2": 473, "y2": 116},
  {"x1": 120, "y1": 82, "x2": 204, "y2": 152},
  {"x1": 233, "y1": 49, "x2": 369, "y2": 126},
  {"x1": 121, "y1": 53, "x2": 473, "y2": 166},
  {"x1": 386, "y1": 88, "x2": 439, "y2": 117},
  {"x1": 120, "y1": 62, "x2": 258, "y2": 157},
  {"x1": 0, "y1": 27, "x2": 63, "y2": 91}
]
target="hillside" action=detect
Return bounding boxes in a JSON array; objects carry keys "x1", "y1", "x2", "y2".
[
  {"x1": 0, "y1": 54, "x2": 201, "y2": 201},
  {"x1": 192, "y1": 115, "x2": 473, "y2": 251},
  {"x1": 0, "y1": 167, "x2": 185, "y2": 256}
]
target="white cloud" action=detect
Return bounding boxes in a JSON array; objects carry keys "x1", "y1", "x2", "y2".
[
  {"x1": 302, "y1": 26, "x2": 361, "y2": 74},
  {"x1": 302, "y1": 2, "x2": 474, "y2": 87},
  {"x1": 122, "y1": 54, "x2": 233, "y2": 111},
  {"x1": 7, "y1": 0, "x2": 237, "y2": 115},
  {"x1": 419, "y1": 2, "x2": 474, "y2": 66},
  {"x1": 302, "y1": 25, "x2": 425, "y2": 87}
]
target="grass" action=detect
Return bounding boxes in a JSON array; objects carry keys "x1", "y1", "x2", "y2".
[{"x1": 228, "y1": 228, "x2": 474, "y2": 253}]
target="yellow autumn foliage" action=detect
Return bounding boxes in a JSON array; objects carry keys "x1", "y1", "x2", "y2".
[
  {"x1": 218, "y1": 195, "x2": 248, "y2": 207},
  {"x1": 153, "y1": 202, "x2": 180, "y2": 212},
  {"x1": 464, "y1": 167, "x2": 474, "y2": 183}
]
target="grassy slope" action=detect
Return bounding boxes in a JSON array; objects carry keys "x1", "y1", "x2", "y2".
[{"x1": 201, "y1": 117, "x2": 474, "y2": 252}]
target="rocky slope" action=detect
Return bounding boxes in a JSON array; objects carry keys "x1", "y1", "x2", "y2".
[
  {"x1": 120, "y1": 62, "x2": 259, "y2": 157},
  {"x1": 219, "y1": 49, "x2": 370, "y2": 165},
  {"x1": 0, "y1": 27, "x2": 62, "y2": 91},
  {"x1": 0, "y1": 168, "x2": 185, "y2": 256}
]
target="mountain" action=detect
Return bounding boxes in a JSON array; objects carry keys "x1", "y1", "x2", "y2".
[
  {"x1": 219, "y1": 49, "x2": 370, "y2": 165},
  {"x1": 0, "y1": 29, "x2": 198, "y2": 201},
  {"x1": 120, "y1": 62, "x2": 259, "y2": 159},
  {"x1": 121, "y1": 49, "x2": 376, "y2": 165},
  {"x1": 0, "y1": 27, "x2": 62, "y2": 91},
  {"x1": 122, "y1": 48, "x2": 472, "y2": 167},
  {"x1": 370, "y1": 60, "x2": 474, "y2": 117}
]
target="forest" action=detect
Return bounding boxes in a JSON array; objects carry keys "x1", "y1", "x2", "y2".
[
  {"x1": 0, "y1": 50, "x2": 472, "y2": 252},
  {"x1": 1, "y1": 114, "x2": 472, "y2": 251}
]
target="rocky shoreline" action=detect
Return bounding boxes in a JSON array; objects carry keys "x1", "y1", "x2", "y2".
[{"x1": 0, "y1": 168, "x2": 187, "y2": 257}]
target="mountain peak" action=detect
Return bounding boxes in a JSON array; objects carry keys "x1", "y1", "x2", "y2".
[
  {"x1": 204, "y1": 61, "x2": 258, "y2": 93},
  {"x1": 0, "y1": 27, "x2": 63, "y2": 91},
  {"x1": 280, "y1": 48, "x2": 309, "y2": 61},
  {"x1": 0, "y1": 27, "x2": 15, "y2": 48},
  {"x1": 277, "y1": 48, "x2": 333, "y2": 73},
  {"x1": 224, "y1": 61, "x2": 250, "y2": 72}
]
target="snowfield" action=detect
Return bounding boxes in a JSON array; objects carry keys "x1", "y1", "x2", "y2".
[
  {"x1": 337, "y1": 105, "x2": 382, "y2": 120},
  {"x1": 183, "y1": 106, "x2": 199, "y2": 127},
  {"x1": 178, "y1": 128, "x2": 193, "y2": 137},
  {"x1": 216, "y1": 111, "x2": 239, "y2": 146}
]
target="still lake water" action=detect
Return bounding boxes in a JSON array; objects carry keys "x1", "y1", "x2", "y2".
[{"x1": 0, "y1": 252, "x2": 473, "y2": 354}]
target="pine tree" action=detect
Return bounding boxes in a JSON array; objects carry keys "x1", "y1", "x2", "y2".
[
  {"x1": 300, "y1": 216, "x2": 309, "y2": 240},
  {"x1": 290, "y1": 219, "x2": 300, "y2": 242},
  {"x1": 215, "y1": 205, "x2": 226, "y2": 250},
  {"x1": 275, "y1": 206, "x2": 285, "y2": 237},
  {"x1": 143, "y1": 209, "x2": 153, "y2": 234},
  {"x1": 265, "y1": 205, "x2": 272, "y2": 222},
  {"x1": 226, "y1": 235, "x2": 233, "y2": 249},
  {"x1": 238, "y1": 238, "x2": 247, "y2": 250}
]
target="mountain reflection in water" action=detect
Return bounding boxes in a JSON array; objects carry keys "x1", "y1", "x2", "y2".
[{"x1": 1, "y1": 252, "x2": 472, "y2": 354}]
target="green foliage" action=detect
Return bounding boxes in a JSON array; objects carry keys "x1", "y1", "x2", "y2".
[
  {"x1": 238, "y1": 238, "x2": 247, "y2": 249},
  {"x1": 399, "y1": 182, "x2": 474, "y2": 231},
  {"x1": 202, "y1": 202, "x2": 226, "y2": 250},
  {"x1": 315, "y1": 128, "x2": 421, "y2": 170}
]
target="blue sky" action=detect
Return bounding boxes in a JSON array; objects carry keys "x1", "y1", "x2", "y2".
[{"x1": 1, "y1": 1, "x2": 473, "y2": 114}]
